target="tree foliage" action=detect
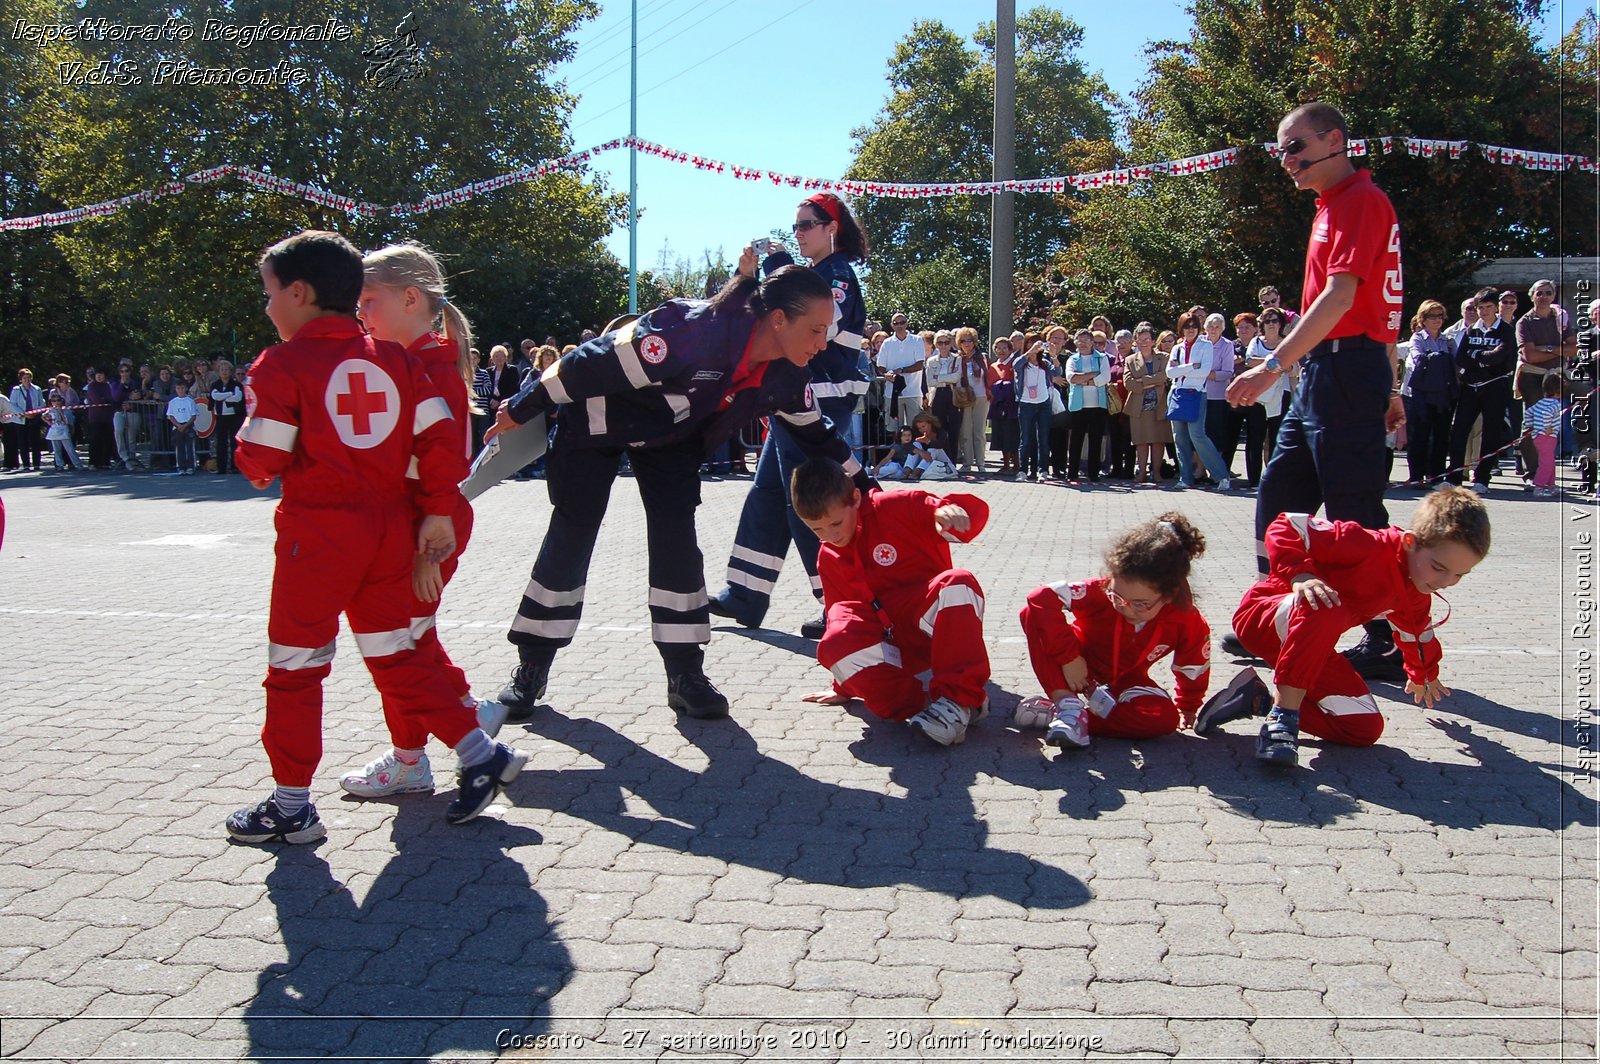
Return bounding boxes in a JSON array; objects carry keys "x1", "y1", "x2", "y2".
[
  {"x1": 4, "y1": 0, "x2": 627, "y2": 382},
  {"x1": 845, "y1": 7, "x2": 1118, "y2": 334},
  {"x1": 1048, "y1": 0, "x2": 1596, "y2": 328}
]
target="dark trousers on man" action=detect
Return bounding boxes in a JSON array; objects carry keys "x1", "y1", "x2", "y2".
[{"x1": 1448, "y1": 380, "x2": 1513, "y2": 488}]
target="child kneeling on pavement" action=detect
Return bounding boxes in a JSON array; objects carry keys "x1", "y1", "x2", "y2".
[
  {"x1": 1196, "y1": 486, "x2": 1489, "y2": 767},
  {"x1": 1016, "y1": 513, "x2": 1212, "y2": 749},
  {"x1": 795, "y1": 458, "x2": 990, "y2": 746}
]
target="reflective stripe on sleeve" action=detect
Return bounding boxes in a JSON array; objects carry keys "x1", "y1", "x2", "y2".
[
  {"x1": 238, "y1": 417, "x2": 298, "y2": 452},
  {"x1": 414, "y1": 396, "x2": 451, "y2": 434},
  {"x1": 540, "y1": 361, "x2": 571, "y2": 405}
]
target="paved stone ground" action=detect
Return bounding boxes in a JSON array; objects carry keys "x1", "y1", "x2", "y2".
[{"x1": 0, "y1": 465, "x2": 1594, "y2": 1062}]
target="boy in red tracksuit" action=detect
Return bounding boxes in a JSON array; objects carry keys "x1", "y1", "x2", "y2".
[
  {"x1": 1017, "y1": 513, "x2": 1212, "y2": 750},
  {"x1": 227, "y1": 230, "x2": 526, "y2": 844},
  {"x1": 793, "y1": 458, "x2": 990, "y2": 746},
  {"x1": 1197, "y1": 485, "x2": 1490, "y2": 767}
]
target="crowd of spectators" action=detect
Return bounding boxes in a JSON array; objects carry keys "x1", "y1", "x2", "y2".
[{"x1": 4, "y1": 281, "x2": 1593, "y2": 496}]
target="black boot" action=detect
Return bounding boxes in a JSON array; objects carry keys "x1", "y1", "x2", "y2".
[
  {"x1": 662, "y1": 648, "x2": 729, "y2": 719},
  {"x1": 1341, "y1": 620, "x2": 1404, "y2": 682},
  {"x1": 498, "y1": 648, "x2": 553, "y2": 722}
]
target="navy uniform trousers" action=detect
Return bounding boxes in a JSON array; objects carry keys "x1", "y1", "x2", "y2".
[
  {"x1": 509, "y1": 434, "x2": 710, "y2": 671},
  {"x1": 1255, "y1": 340, "x2": 1392, "y2": 574},
  {"x1": 714, "y1": 396, "x2": 856, "y2": 626}
]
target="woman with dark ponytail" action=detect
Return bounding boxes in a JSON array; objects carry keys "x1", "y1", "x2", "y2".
[
  {"x1": 1015, "y1": 512, "x2": 1214, "y2": 749},
  {"x1": 709, "y1": 192, "x2": 871, "y2": 638},
  {"x1": 485, "y1": 254, "x2": 867, "y2": 723}
]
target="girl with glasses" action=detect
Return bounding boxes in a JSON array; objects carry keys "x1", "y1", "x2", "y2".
[{"x1": 1015, "y1": 512, "x2": 1213, "y2": 749}]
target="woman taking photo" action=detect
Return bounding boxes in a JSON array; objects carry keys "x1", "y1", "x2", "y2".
[{"x1": 708, "y1": 192, "x2": 870, "y2": 637}]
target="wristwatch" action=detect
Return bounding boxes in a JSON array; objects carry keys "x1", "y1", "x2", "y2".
[{"x1": 1263, "y1": 356, "x2": 1284, "y2": 375}]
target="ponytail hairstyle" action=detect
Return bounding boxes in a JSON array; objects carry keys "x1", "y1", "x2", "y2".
[
  {"x1": 1104, "y1": 512, "x2": 1207, "y2": 608},
  {"x1": 710, "y1": 263, "x2": 832, "y2": 320},
  {"x1": 797, "y1": 192, "x2": 870, "y2": 263},
  {"x1": 362, "y1": 240, "x2": 475, "y2": 383}
]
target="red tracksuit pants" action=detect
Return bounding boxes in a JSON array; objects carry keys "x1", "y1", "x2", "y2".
[
  {"x1": 263, "y1": 498, "x2": 476, "y2": 787},
  {"x1": 1018, "y1": 615, "x2": 1182, "y2": 739},
  {"x1": 386, "y1": 503, "x2": 474, "y2": 750},
  {"x1": 816, "y1": 569, "x2": 989, "y2": 721},
  {"x1": 1232, "y1": 582, "x2": 1385, "y2": 746}
]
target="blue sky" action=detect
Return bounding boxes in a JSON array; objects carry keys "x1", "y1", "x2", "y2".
[{"x1": 552, "y1": 1, "x2": 1578, "y2": 277}]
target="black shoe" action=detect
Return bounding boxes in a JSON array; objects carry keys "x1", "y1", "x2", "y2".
[
  {"x1": 1219, "y1": 630, "x2": 1251, "y2": 658},
  {"x1": 225, "y1": 797, "x2": 326, "y2": 844},
  {"x1": 667, "y1": 672, "x2": 730, "y2": 719},
  {"x1": 1343, "y1": 642, "x2": 1406, "y2": 683},
  {"x1": 799, "y1": 613, "x2": 826, "y2": 640},
  {"x1": 498, "y1": 657, "x2": 550, "y2": 722},
  {"x1": 446, "y1": 743, "x2": 529, "y2": 825},
  {"x1": 1194, "y1": 667, "x2": 1273, "y2": 735},
  {"x1": 707, "y1": 591, "x2": 760, "y2": 629}
]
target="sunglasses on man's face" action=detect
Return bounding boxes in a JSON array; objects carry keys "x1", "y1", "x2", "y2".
[{"x1": 1278, "y1": 130, "x2": 1332, "y2": 157}]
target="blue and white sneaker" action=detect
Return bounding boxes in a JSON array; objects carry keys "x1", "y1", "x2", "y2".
[
  {"x1": 1256, "y1": 708, "x2": 1300, "y2": 767},
  {"x1": 908, "y1": 697, "x2": 975, "y2": 746},
  {"x1": 225, "y1": 797, "x2": 327, "y2": 844},
  {"x1": 446, "y1": 743, "x2": 530, "y2": 825}
]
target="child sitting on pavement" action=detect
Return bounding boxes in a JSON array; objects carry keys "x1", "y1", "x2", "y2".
[
  {"x1": 794, "y1": 457, "x2": 990, "y2": 746},
  {"x1": 1015, "y1": 512, "x2": 1212, "y2": 749},
  {"x1": 1195, "y1": 486, "x2": 1490, "y2": 767}
]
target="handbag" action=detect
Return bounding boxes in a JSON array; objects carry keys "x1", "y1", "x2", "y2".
[
  {"x1": 1048, "y1": 383, "x2": 1068, "y2": 427},
  {"x1": 1106, "y1": 360, "x2": 1125, "y2": 416},
  {"x1": 951, "y1": 360, "x2": 976, "y2": 409},
  {"x1": 1166, "y1": 386, "x2": 1204, "y2": 423}
]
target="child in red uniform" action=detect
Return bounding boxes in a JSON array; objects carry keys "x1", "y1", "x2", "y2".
[
  {"x1": 794, "y1": 458, "x2": 990, "y2": 746},
  {"x1": 338, "y1": 241, "x2": 509, "y2": 799},
  {"x1": 1016, "y1": 513, "x2": 1212, "y2": 750},
  {"x1": 1197, "y1": 485, "x2": 1489, "y2": 767},
  {"x1": 227, "y1": 230, "x2": 526, "y2": 844}
]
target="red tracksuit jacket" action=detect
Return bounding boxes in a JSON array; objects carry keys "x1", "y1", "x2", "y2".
[
  {"x1": 818, "y1": 489, "x2": 989, "y2": 615},
  {"x1": 1261, "y1": 513, "x2": 1443, "y2": 684}
]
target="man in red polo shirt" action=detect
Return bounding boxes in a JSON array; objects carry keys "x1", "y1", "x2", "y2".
[{"x1": 1226, "y1": 101, "x2": 1407, "y2": 681}]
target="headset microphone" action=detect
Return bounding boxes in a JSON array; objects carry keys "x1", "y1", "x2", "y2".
[{"x1": 1295, "y1": 147, "x2": 1348, "y2": 172}]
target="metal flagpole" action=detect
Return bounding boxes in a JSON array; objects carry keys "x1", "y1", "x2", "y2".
[
  {"x1": 989, "y1": 0, "x2": 1016, "y2": 340},
  {"x1": 628, "y1": 0, "x2": 639, "y2": 313}
]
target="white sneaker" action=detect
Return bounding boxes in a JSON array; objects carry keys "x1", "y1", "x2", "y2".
[
  {"x1": 908, "y1": 697, "x2": 973, "y2": 746},
  {"x1": 1013, "y1": 695, "x2": 1056, "y2": 729},
  {"x1": 339, "y1": 751, "x2": 434, "y2": 797},
  {"x1": 1216, "y1": 478, "x2": 1232, "y2": 492},
  {"x1": 474, "y1": 699, "x2": 508, "y2": 738},
  {"x1": 1045, "y1": 697, "x2": 1092, "y2": 749}
]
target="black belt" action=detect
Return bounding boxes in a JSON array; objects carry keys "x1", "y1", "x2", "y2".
[{"x1": 1305, "y1": 335, "x2": 1386, "y2": 362}]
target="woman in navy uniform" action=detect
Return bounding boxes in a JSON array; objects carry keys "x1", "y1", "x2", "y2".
[
  {"x1": 487, "y1": 260, "x2": 869, "y2": 721},
  {"x1": 708, "y1": 193, "x2": 870, "y2": 637}
]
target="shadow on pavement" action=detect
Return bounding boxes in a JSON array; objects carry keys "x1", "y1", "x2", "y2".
[
  {"x1": 514, "y1": 706, "x2": 1091, "y2": 911},
  {"x1": 243, "y1": 802, "x2": 564, "y2": 1062}
]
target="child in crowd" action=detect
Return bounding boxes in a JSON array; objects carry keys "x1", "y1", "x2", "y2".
[
  {"x1": 44, "y1": 395, "x2": 84, "y2": 471},
  {"x1": 1197, "y1": 486, "x2": 1490, "y2": 767},
  {"x1": 337, "y1": 240, "x2": 510, "y2": 800},
  {"x1": 1523, "y1": 374, "x2": 1564, "y2": 497},
  {"x1": 902, "y1": 412, "x2": 957, "y2": 481},
  {"x1": 166, "y1": 381, "x2": 197, "y2": 473},
  {"x1": 795, "y1": 458, "x2": 991, "y2": 746},
  {"x1": 1015, "y1": 513, "x2": 1212, "y2": 749},
  {"x1": 873, "y1": 425, "x2": 917, "y2": 480},
  {"x1": 226, "y1": 229, "x2": 525, "y2": 844}
]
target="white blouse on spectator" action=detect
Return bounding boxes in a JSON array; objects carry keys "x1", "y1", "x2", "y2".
[
  {"x1": 1018, "y1": 360, "x2": 1054, "y2": 404},
  {"x1": 1167, "y1": 337, "x2": 1215, "y2": 390}
]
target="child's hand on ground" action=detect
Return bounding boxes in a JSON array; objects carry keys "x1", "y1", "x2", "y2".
[
  {"x1": 934, "y1": 505, "x2": 970, "y2": 534},
  {"x1": 801, "y1": 690, "x2": 854, "y2": 706},
  {"x1": 417, "y1": 513, "x2": 457, "y2": 564},
  {"x1": 413, "y1": 557, "x2": 444, "y2": 603},
  {"x1": 1290, "y1": 575, "x2": 1341, "y2": 610},
  {"x1": 1059, "y1": 656, "x2": 1090, "y2": 693},
  {"x1": 1407, "y1": 678, "x2": 1450, "y2": 708}
]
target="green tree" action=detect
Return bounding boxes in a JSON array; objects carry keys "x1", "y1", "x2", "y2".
[
  {"x1": 844, "y1": 8, "x2": 1118, "y2": 333},
  {"x1": 16, "y1": 0, "x2": 624, "y2": 370},
  {"x1": 1048, "y1": 0, "x2": 1594, "y2": 329}
]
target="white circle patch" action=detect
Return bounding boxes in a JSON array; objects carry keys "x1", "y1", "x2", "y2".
[
  {"x1": 244, "y1": 384, "x2": 259, "y2": 417},
  {"x1": 324, "y1": 359, "x2": 401, "y2": 450},
  {"x1": 872, "y1": 543, "x2": 897, "y2": 566},
  {"x1": 639, "y1": 334, "x2": 669, "y2": 365}
]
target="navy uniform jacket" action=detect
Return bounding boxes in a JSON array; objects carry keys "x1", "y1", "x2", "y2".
[
  {"x1": 762, "y1": 249, "x2": 868, "y2": 414},
  {"x1": 506, "y1": 297, "x2": 870, "y2": 487}
]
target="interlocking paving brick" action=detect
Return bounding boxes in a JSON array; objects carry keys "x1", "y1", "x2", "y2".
[{"x1": 0, "y1": 473, "x2": 1591, "y2": 1059}]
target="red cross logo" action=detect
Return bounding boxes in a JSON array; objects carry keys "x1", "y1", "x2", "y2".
[
  {"x1": 324, "y1": 359, "x2": 401, "y2": 449},
  {"x1": 337, "y1": 371, "x2": 388, "y2": 434}
]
